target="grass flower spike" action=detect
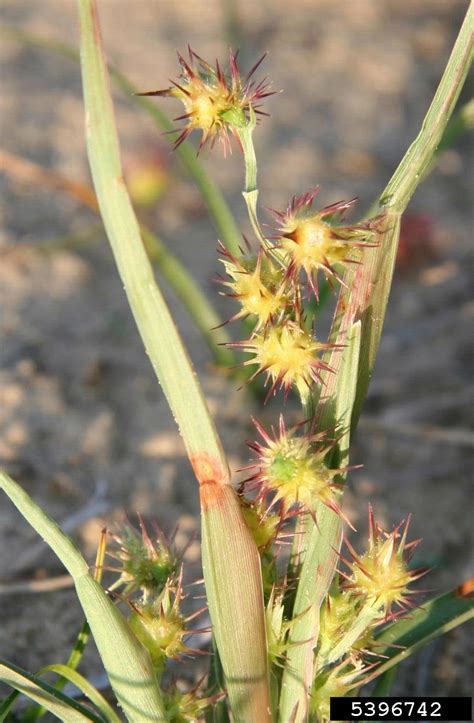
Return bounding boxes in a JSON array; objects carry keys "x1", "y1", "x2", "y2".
[
  {"x1": 234, "y1": 322, "x2": 332, "y2": 401},
  {"x1": 246, "y1": 416, "x2": 345, "y2": 516},
  {"x1": 343, "y1": 505, "x2": 425, "y2": 616},
  {"x1": 218, "y1": 246, "x2": 288, "y2": 329},
  {"x1": 138, "y1": 47, "x2": 273, "y2": 152},
  {"x1": 128, "y1": 582, "x2": 195, "y2": 674},
  {"x1": 108, "y1": 518, "x2": 178, "y2": 600},
  {"x1": 311, "y1": 658, "x2": 367, "y2": 722},
  {"x1": 274, "y1": 187, "x2": 378, "y2": 294}
]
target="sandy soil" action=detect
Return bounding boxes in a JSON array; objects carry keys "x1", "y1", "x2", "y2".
[{"x1": 0, "y1": 0, "x2": 473, "y2": 706}]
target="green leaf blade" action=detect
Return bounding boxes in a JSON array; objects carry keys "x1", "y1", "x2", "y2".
[
  {"x1": 0, "y1": 470, "x2": 166, "y2": 722},
  {"x1": 0, "y1": 659, "x2": 104, "y2": 723},
  {"x1": 364, "y1": 587, "x2": 474, "y2": 684},
  {"x1": 201, "y1": 484, "x2": 272, "y2": 723}
]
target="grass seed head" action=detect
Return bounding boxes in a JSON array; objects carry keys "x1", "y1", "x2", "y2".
[
  {"x1": 138, "y1": 47, "x2": 273, "y2": 153},
  {"x1": 343, "y1": 505, "x2": 423, "y2": 615},
  {"x1": 219, "y1": 249, "x2": 289, "y2": 329},
  {"x1": 163, "y1": 685, "x2": 218, "y2": 722},
  {"x1": 318, "y1": 587, "x2": 361, "y2": 661},
  {"x1": 246, "y1": 416, "x2": 343, "y2": 514},
  {"x1": 109, "y1": 518, "x2": 178, "y2": 600},
  {"x1": 311, "y1": 658, "x2": 365, "y2": 722},
  {"x1": 274, "y1": 187, "x2": 378, "y2": 293},
  {"x1": 238, "y1": 321, "x2": 331, "y2": 401},
  {"x1": 128, "y1": 585, "x2": 187, "y2": 672}
]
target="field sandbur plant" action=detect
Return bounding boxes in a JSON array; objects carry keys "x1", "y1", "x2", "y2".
[{"x1": 1, "y1": 1, "x2": 473, "y2": 721}]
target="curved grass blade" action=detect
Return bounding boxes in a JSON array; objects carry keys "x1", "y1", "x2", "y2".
[
  {"x1": 0, "y1": 691, "x2": 20, "y2": 722},
  {"x1": 25, "y1": 532, "x2": 108, "y2": 723},
  {"x1": 39, "y1": 665, "x2": 120, "y2": 723},
  {"x1": 0, "y1": 659, "x2": 104, "y2": 723},
  {"x1": 282, "y1": 17, "x2": 474, "y2": 717},
  {"x1": 0, "y1": 470, "x2": 166, "y2": 722},
  {"x1": 77, "y1": 4, "x2": 271, "y2": 720},
  {"x1": 361, "y1": 586, "x2": 474, "y2": 685},
  {"x1": 77, "y1": 0, "x2": 227, "y2": 471}
]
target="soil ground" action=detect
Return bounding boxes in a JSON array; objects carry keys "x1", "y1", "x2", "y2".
[{"x1": 1, "y1": 0, "x2": 473, "y2": 710}]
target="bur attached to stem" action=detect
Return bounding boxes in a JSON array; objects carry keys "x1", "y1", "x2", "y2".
[
  {"x1": 231, "y1": 321, "x2": 334, "y2": 401},
  {"x1": 245, "y1": 416, "x2": 346, "y2": 517},
  {"x1": 218, "y1": 245, "x2": 289, "y2": 329},
  {"x1": 274, "y1": 187, "x2": 379, "y2": 296},
  {"x1": 341, "y1": 505, "x2": 426, "y2": 617},
  {"x1": 108, "y1": 517, "x2": 179, "y2": 601},
  {"x1": 137, "y1": 47, "x2": 273, "y2": 153}
]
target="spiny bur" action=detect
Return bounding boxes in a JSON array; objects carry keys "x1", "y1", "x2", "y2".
[
  {"x1": 342, "y1": 505, "x2": 426, "y2": 617},
  {"x1": 274, "y1": 186, "x2": 379, "y2": 296},
  {"x1": 246, "y1": 416, "x2": 346, "y2": 517},
  {"x1": 138, "y1": 47, "x2": 273, "y2": 153},
  {"x1": 108, "y1": 517, "x2": 178, "y2": 601}
]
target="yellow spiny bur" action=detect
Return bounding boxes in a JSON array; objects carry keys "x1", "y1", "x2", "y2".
[
  {"x1": 109, "y1": 519, "x2": 178, "y2": 600},
  {"x1": 137, "y1": 47, "x2": 273, "y2": 153},
  {"x1": 220, "y1": 252, "x2": 288, "y2": 329},
  {"x1": 318, "y1": 586, "x2": 377, "y2": 663},
  {"x1": 318, "y1": 588, "x2": 360, "y2": 661},
  {"x1": 128, "y1": 587, "x2": 187, "y2": 672},
  {"x1": 247, "y1": 417, "x2": 344, "y2": 516},
  {"x1": 240, "y1": 495, "x2": 281, "y2": 551},
  {"x1": 240, "y1": 495, "x2": 280, "y2": 593},
  {"x1": 274, "y1": 186, "x2": 378, "y2": 293},
  {"x1": 240, "y1": 322, "x2": 331, "y2": 401},
  {"x1": 344, "y1": 506, "x2": 424, "y2": 615},
  {"x1": 311, "y1": 658, "x2": 365, "y2": 723},
  {"x1": 163, "y1": 687, "x2": 216, "y2": 721},
  {"x1": 265, "y1": 588, "x2": 295, "y2": 668}
]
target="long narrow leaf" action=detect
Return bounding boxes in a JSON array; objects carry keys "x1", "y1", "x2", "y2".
[
  {"x1": 39, "y1": 665, "x2": 120, "y2": 723},
  {"x1": 0, "y1": 471, "x2": 166, "y2": 722},
  {"x1": 279, "y1": 322, "x2": 361, "y2": 722},
  {"x1": 0, "y1": 691, "x2": 19, "y2": 722},
  {"x1": 0, "y1": 659, "x2": 103, "y2": 723},
  {"x1": 318, "y1": 5, "x2": 473, "y2": 428},
  {"x1": 362, "y1": 587, "x2": 474, "y2": 684},
  {"x1": 77, "y1": 0, "x2": 227, "y2": 475},
  {"x1": 282, "y1": 15, "x2": 474, "y2": 716},
  {"x1": 24, "y1": 531, "x2": 107, "y2": 723}
]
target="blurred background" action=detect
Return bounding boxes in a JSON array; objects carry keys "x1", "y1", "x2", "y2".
[{"x1": 1, "y1": 0, "x2": 472, "y2": 698}]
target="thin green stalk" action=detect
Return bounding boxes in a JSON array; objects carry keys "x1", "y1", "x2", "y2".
[
  {"x1": 237, "y1": 119, "x2": 282, "y2": 262},
  {"x1": 279, "y1": 322, "x2": 361, "y2": 722},
  {"x1": 239, "y1": 125, "x2": 269, "y2": 250},
  {"x1": 78, "y1": 4, "x2": 271, "y2": 720},
  {"x1": 280, "y1": 7, "x2": 473, "y2": 720},
  {"x1": 1, "y1": 24, "x2": 242, "y2": 257}
]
